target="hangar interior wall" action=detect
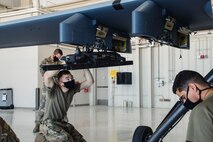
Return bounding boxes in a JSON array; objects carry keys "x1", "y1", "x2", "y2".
[
  {"x1": 130, "y1": 33, "x2": 213, "y2": 108},
  {"x1": 0, "y1": 47, "x2": 38, "y2": 108},
  {"x1": 106, "y1": 33, "x2": 213, "y2": 108},
  {"x1": 0, "y1": 3, "x2": 212, "y2": 108}
]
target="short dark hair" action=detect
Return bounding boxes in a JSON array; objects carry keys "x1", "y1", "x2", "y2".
[
  {"x1": 53, "y1": 49, "x2": 63, "y2": 56},
  {"x1": 172, "y1": 70, "x2": 209, "y2": 94},
  {"x1": 57, "y1": 70, "x2": 71, "y2": 80}
]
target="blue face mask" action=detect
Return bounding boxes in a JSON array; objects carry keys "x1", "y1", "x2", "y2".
[
  {"x1": 184, "y1": 86, "x2": 211, "y2": 109},
  {"x1": 64, "y1": 80, "x2": 75, "y2": 90}
]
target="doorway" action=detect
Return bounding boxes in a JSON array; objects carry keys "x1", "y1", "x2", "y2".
[{"x1": 96, "y1": 68, "x2": 108, "y2": 105}]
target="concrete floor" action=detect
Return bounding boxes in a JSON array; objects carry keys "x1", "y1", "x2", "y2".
[{"x1": 0, "y1": 106, "x2": 189, "y2": 142}]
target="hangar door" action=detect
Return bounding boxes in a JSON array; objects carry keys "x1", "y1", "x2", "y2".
[{"x1": 96, "y1": 68, "x2": 108, "y2": 105}]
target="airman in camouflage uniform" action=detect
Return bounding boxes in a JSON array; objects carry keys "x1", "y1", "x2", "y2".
[
  {"x1": 35, "y1": 69, "x2": 94, "y2": 142},
  {"x1": 33, "y1": 49, "x2": 64, "y2": 133},
  {"x1": 0, "y1": 117, "x2": 20, "y2": 142}
]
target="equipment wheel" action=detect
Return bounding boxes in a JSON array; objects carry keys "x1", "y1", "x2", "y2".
[
  {"x1": 10, "y1": 104, "x2": 14, "y2": 109},
  {"x1": 132, "y1": 126, "x2": 153, "y2": 142}
]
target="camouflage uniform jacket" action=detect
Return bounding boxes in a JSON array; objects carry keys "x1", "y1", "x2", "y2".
[
  {"x1": 40, "y1": 56, "x2": 63, "y2": 77},
  {"x1": 0, "y1": 117, "x2": 20, "y2": 142}
]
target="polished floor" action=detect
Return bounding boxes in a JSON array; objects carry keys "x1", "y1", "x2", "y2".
[{"x1": 0, "y1": 106, "x2": 189, "y2": 142}]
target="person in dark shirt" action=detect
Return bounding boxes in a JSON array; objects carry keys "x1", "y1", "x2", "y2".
[
  {"x1": 35, "y1": 69, "x2": 94, "y2": 142},
  {"x1": 172, "y1": 70, "x2": 213, "y2": 142},
  {"x1": 33, "y1": 48, "x2": 63, "y2": 133}
]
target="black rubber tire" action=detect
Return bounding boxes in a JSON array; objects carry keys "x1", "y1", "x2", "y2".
[
  {"x1": 10, "y1": 104, "x2": 14, "y2": 109},
  {"x1": 132, "y1": 126, "x2": 153, "y2": 142}
]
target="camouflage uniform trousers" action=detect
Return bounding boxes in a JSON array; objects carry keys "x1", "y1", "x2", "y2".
[
  {"x1": 35, "y1": 94, "x2": 46, "y2": 125},
  {"x1": 0, "y1": 117, "x2": 20, "y2": 142},
  {"x1": 35, "y1": 78, "x2": 47, "y2": 125},
  {"x1": 41, "y1": 120, "x2": 86, "y2": 142}
]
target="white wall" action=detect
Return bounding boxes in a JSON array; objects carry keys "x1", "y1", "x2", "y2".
[
  {"x1": 108, "y1": 31, "x2": 213, "y2": 108},
  {"x1": 0, "y1": 9, "x2": 42, "y2": 108},
  {"x1": 107, "y1": 52, "x2": 139, "y2": 107},
  {"x1": 0, "y1": 46, "x2": 38, "y2": 108},
  {"x1": 139, "y1": 47, "x2": 153, "y2": 108},
  {"x1": 137, "y1": 31, "x2": 213, "y2": 108}
]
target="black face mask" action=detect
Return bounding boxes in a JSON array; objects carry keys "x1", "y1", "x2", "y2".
[
  {"x1": 53, "y1": 56, "x2": 59, "y2": 62},
  {"x1": 64, "y1": 80, "x2": 75, "y2": 90},
  {"x1": 184, "y1": 86, "x2": 211, "y2": 110}
]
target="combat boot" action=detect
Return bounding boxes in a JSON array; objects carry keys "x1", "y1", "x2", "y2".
[{"x1": 33, "y1": 124, "x2": 40, "y2": 133}]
